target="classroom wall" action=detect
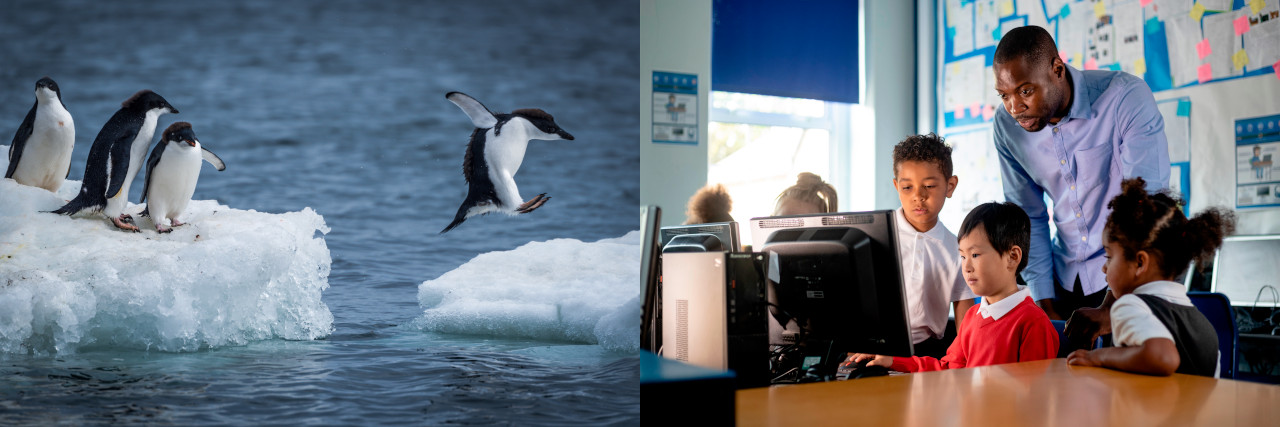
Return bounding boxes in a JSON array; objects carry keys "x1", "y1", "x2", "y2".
[
  {"x1": 640, "y1": 0, "x2": 712, "y2": 227},
  {"x1": 866, "y1": 1, "x2": 920, "y2": 211}
]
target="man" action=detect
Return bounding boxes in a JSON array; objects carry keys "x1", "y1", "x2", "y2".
[{"x1": 990, "y1": 26, "x2": 1170, "y2": 351}]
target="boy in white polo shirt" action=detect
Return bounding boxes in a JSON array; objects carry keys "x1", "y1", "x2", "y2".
[{"x1": 884, "y1": 133, "x2": 977, "y2": 358}]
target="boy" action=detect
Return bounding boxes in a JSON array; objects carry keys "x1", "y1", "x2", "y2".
[
  {"x1": 886, "y1": 133, "x2": 976, "y2": 358},
  {"x1": 847, "y1": 202, "x2": 1059, "y2": 372}
]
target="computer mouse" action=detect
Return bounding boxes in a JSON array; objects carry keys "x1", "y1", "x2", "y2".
[{"x1": 851, "y1": 365, "x2": 890, "y2": 379}]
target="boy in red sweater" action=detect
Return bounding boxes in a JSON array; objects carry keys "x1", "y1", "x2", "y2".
[{"x1": 847, "y1": 201, "x2": 1059, "y2": 372}]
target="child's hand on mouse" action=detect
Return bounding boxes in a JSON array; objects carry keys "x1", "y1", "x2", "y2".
[{"x1": 844, "y1": 353, "x2": 892, "y2": 368}]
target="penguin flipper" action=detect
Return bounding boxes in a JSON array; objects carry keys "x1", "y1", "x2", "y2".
[
  {"x1": 5, "y1": 103, "x2": 37, "y2": 179},
  {"x1": 446, "y1": 92, "x2": 498, "y2": 129},
  {"x1": 141, "y1": 140, "x2": 166, "y2": 203},
  {"x1": 201, "y1": 147, "x2": 226, "y2": 171},
  {"x1": 104, "y1": 131, "x2": 138, "y2": 199}
]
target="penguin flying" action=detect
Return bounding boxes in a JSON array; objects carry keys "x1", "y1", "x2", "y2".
[
  {"x1": 52, "y1": 90, "x2": 177, "y2": 231},
  {"x1": 440, "y1": 92, "x2": 574, "y2": 233}
]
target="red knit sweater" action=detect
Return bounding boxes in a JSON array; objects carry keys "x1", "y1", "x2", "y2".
[{"x1": 890, "y1": 296, "x2": 1059, "y2": 372}]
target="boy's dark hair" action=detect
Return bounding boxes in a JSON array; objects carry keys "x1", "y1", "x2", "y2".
[
  {"x1": 892, "y1": 133, "x2": 954, "y2": 178},
  {"x1": 1105, "y1": 177, "x2": 1237, "y2": 277},
  {"x1": 959, "y1": 201, "x2": 1031, "y2": 275},
  {"x1": 994, "y1": 26, "x2": 1059, "y2": 67}
]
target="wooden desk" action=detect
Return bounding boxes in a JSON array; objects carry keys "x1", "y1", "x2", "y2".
[{"x1": 736, "y1": 359, "x2": 1280, "y2": 426}]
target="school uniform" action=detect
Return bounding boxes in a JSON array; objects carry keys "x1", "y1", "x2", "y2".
[
  {"x1": 1110, "y1": 281, "x2": 1219, "y2": 377},
  {"x1": 890, "y1": 287, "x2": 1059, "y2": 372},
  {"x1": 893, "y1": 208, "x2": 977, "y2": 358}
]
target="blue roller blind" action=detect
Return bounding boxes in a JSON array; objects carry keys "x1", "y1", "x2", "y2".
[{"x1": 712, "y1": 0, "x2": 860, "y2": 104}]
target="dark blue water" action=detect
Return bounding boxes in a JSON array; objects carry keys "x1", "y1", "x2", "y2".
[{"x1": 0, "y1": 0, "x2": 640, "y2": 424}]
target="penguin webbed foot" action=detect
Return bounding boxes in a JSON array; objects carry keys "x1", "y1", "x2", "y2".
[
  {"x1": 113, "y1": 215, "x2": 140, "y2": 232},
  {"x1": 171, "y1": 219, "x2": 185, "y2": 227},
  {"x1": 515, "y1": 193, "x2": 551, "y2": 214}
]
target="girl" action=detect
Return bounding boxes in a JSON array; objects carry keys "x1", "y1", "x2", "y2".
[
  {"x1": 773, "y1": 172, "x2": 838, "y2": 216},
  {"x1": 1066, "y1": 178, "x2": 1236, "y2": 377}
]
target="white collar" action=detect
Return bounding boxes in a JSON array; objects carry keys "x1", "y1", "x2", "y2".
[
  {"x1": 895, "y1": 208, "x2": 949, "y2": 242},
  {"x1": 979, "y1": 286, "x2": 1030, "y2": 320}
]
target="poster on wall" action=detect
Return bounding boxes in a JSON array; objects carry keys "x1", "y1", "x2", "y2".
[
  {"x1": 652, "y1": 71, "x2": 698, "y2": 145},
  {"x1": 1235, "y1": 114, "x2": 1280, "y2": 209}
]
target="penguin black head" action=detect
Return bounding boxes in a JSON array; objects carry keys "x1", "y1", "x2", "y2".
[
  {"x1": 35, "y1": 76, "x2": 61, "y2": 100},
  {"x1": 512, "y1": 108, "x2": 575, "y2": 141},
  {"x1": 162, "y1": 122, "x2": 198, "y2": 147},
  {"x1": 122, "y1": 90, "x2": 179, "y2": 115}
]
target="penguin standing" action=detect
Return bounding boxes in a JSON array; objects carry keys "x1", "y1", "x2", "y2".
[
  {"x1": 440, "y1": 92, "x2": 574, "y2": 234},
  {"x1": 6, "y1": 77, "x2": 75, "y2": 192},
  {"x1": 140, "y1": 122, "x2": 225, "y2": 233},
  {"x1": 51, "y1": 90, "x2": 177, "y2": 231}
]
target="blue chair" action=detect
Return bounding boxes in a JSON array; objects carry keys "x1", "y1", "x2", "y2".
[
  {"x1": 1188, "y1": 292, "x2": 1238, "y2": 379},
  {"x1": 1051, "y1": 320, "x2": 1071, "y2": 358}
]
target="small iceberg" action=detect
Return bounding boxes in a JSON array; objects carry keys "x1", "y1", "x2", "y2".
[
  {"x1": 415, "y1": 231, "x2": 641, "y2": 352},
  {"x1": 0, "y1": 147, "x2": 334, "y2": 354}
]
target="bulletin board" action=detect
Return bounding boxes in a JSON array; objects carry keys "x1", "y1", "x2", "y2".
[{"x1": 934, "y1": 0, "x2": 1280, "y2": 234}]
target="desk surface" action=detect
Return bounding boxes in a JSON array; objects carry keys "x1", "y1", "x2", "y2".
[{"x1": 736, "y1": 359, "x2": 1280, "y2": 426}]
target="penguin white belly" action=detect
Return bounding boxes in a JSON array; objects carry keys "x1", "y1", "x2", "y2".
[
  {"x1": 11, "y1": 104, "x2": 74, "y2": 192},
  {"x1": 484, "y1": 127, "x2": 530, "y2": 211},
  {"x1": 104, "y1": 112, "x2": 162, "y2": 218},
  {"x1": 148, "y1": 145, "x2": 202, "y2": 224}
]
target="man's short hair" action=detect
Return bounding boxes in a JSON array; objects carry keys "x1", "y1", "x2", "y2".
[
  {"x1": 994, "y1": 26, "x2": 1059, "y2": 67},
  {"x1": 959, "y1": 202, "x2": 1031, "y2": 275}
]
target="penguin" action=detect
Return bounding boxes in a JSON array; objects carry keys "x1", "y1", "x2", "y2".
[
  {"x1": 140, "y1": 122, "x2": 225, "y2": 233},
  {"x1": 51, "y1": 90, "x2": 178, "y2": 232},
  {"x1": 6, "y1": 77, "x2": 75, "y2": 192},
  {"x1": 440, "y1": 92, "x2": 574, "y2": 234}
]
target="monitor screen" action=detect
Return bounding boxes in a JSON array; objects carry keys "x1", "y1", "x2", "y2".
[
  {"x1": 1212, "y1": 235, "x2": 1280, "y2": 308},
  {"x1": 660, "y1": 222, "x2": 741, "y2": 253},
  {"x1": 755, "y1": 211, "x2": 913, "y2": 383}
]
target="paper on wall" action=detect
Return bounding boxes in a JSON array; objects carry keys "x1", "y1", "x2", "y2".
[
  {"x1": 954, "y1": 1, "x2": 976, "y2": 56},
  {"x1": 1157, "y1": 100, "x2": 1191, "y2": 163},
  {"x1": 1164, "y1": 14, "x2": 1204, "y2": 86},
  {"x1": 1087, "y1": 11, "x2": 1118, "y2": 66},
  {"x1": 1057, "y1": 7, "x2": 1089, "y2": 69},
  {"x1": 1204, "y1": 9, "x2": 1246, "y2": 80},
  {"x1": 1018, "y1": 0, "x2": 1052, "y2": 28},
  {"x1": 1151, "y1": 0, "x2": 1193, "y2": 21},
  {"x1": 1114, "y1": 1, "x2": 1146, "y2": 76},
  {"x1": 1244, "y1": 3, "x2": 1280, "y2": 70},
  {"x1": 944, "y1": 56, "x2": 989, "y2": 115},
  {"x1": 975, "y1": 0, "x2": 1002, "y2": 49}
]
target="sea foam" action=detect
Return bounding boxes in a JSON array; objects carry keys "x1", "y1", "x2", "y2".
[
  {"x1": 415, "y1": 231, "x2": 641, "y2": 352},
  {"x1": 0, "y1": 148, "x2": 334, "y2": 354}
]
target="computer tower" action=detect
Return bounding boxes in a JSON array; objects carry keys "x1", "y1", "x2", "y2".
[{"x1": 660, "y1": 251, "x2": 769, "y2": 389}]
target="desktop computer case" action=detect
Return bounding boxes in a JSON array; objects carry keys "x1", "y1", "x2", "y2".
[{"x1": 661, "y1": 251, "x2": 769, "y2": 388}]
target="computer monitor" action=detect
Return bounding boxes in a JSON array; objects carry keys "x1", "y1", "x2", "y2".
[
  {"x1": 754, "y1": 211, "x2": 913, "y2": 383},
  {"x1": 641, "y1": 205, "x2": 662, "y2": 353},
  {"x1": 1211, "y1": 235, "x2": 1280, "y2": 308},
  {"x1": 660, "y1": 222, "x2": 741, "y2": 253}
]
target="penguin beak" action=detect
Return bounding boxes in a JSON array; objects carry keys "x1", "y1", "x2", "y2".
[
  {"x1": 186, "y1": 139, "x2": 197, "y2": 147},
  {"x1": 558, "y1": 130, "x2": 575, "y2": 140}
]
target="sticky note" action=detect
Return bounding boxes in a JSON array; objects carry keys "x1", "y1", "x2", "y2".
[
  {"x1": 993, "y1": 28, "x2": 1002, "y2": 41},
  {"x1": 1197, "y1": 63, "x2": 1213, "y2": 83},
  {"x1": 1190, "y1": 2, "x2": 1206, "y2": 21},
  {"x1": 1000, "y1": 0, "x2": 1014, "y2": 17},
  {"x1": 948, "y1": 27, "x2": 957, "y2": 39},
  {"x1": 1177, "y1": 100, "x2": 1191, "y2": 117},
  {"x1": 1059, "y1": 51, "x2": 1069, "y2": 62},
  {"x1": 1235, "y1": 16, "x2": 1251, "y2": 36},
  {"x1": 1134, "y1": 58, "x2": 1147, "y2": 75},
  {"x1": 1197, "y1": 39, "x2": 1213, "y2": 60},
  {"x1": 1140, "y1": 0, "x2": 1154, "y2": 6},
  {"x1": 969, "y1": 102, "x2": 984, "y2": 119},
  {"x1": 1085, "y1": 57, "x2": 1098, "y2": 70},
  {"x1": 1145, "y1": 17, "x2": 1161, "y2": 34},
  {"x1": 1074, "y1": 53, "x2": 1084, "y2": 67},
  {"x1": 1095, "y1": 1, "x2": 1107, "y2": 18},
  {"x1": 1233, "y1": 49, "x2": 1251, "y2": 70},
  {"x1": 1108, "y1": 63, "x2": 1122, "y2": 71},
  {"x1": 1252, "y1": 0, "x2": 1266, "y2": 15},
  {"x1": 956, "y1": 105, "x2": 968, "y2": 119},
  {"x1": 1274, "y1": 59, "x2": 1280, "y2": 81},
  {"x1": 1060, "y1": 3, "x2": 1071, "y2": 18},
  {"x1": 983, "y1": 105, "x2": 997, "y2": 121}
]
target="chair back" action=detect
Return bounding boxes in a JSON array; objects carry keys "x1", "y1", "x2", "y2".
[{"x1": 1187, "y1": 292, "x2": 1237, "y2": 379}]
